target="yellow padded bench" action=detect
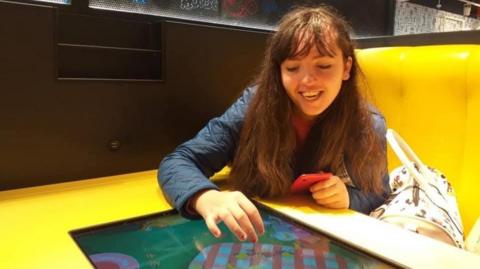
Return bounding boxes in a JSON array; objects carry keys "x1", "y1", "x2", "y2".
[{"x1": 356, "y1": 45, "x2": 480, "y2": 236}]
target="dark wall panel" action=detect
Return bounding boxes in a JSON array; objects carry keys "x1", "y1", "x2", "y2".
[
  {"x1": 0, "y1": 1, "x2": 267, "y2": 190},
  {"x1": 162, "y1": 22, "x2": 267, "y2": 142}
]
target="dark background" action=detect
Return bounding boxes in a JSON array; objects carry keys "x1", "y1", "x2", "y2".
[{"x1": 0, "y1": 0, "x2": 479, "y2": 190}]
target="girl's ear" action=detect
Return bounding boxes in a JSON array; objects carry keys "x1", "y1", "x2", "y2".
[{"x1": 343, "y1": 56, "x2": 353, "y2": 80}]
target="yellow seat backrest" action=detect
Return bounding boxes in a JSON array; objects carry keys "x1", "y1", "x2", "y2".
[{"x1": 356, "y1": 45, "x2": 480, "y2": 235}]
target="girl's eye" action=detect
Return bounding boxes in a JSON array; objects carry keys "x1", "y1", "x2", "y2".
[
  {"x1": 317, "y1": 64, "x2": 332, "y2": 69},
  {"x1": 285, "y1": 67, "x2": 299, "y2": 72}
]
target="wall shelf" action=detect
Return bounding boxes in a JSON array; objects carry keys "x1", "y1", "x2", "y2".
[{"x1": 56, "y1": 12, "x2": 163, "y2": 81}]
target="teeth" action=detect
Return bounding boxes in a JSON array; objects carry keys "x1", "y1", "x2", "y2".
[{"x1": 301, "y1": 91, "x2": 320, "y2": 100}]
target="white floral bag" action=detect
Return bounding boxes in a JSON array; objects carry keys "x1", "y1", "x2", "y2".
[{"x1": 370, "y1": 129, "x2": 464, "y2": 248}]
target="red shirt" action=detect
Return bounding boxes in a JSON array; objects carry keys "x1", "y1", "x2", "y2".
[{"x1": 291, "y1": 114, "x2": 315, "y2": 149}]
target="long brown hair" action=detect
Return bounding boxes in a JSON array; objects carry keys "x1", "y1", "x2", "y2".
[{"x1": 229, "y1": 6, "x2": 386, "y2": 198}]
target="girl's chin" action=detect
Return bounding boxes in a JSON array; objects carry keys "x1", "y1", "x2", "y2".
[
  {"x1": 303, "y1": 106, "x2": 326, "y2": 117},
  {"x1": 294, "y1": 102, "x2": 327, "y2": 120},
  {"x1": 298, "y1": 110, "x2": 322, "y2": 121}
]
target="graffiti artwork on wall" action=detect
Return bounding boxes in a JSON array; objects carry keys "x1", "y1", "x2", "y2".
[
  {"x1": 222, "y1": 0, "x2": 259, "y2": 19},
  {"x1": 222, "y1": 0, "x2": 291, "y2": 25},
  {"x1": 180, "y1": 0, "x2": 219, "y2": 11},
  {"x1": 34, "y1": 0, "x2": 71, "y2": 4},
  {"x1": 90, "y1": 0, "x2": 296, "y2": 29}
]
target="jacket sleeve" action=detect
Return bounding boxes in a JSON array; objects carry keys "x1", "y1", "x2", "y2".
[
  {"x1": 158, "y1": 87, "x2": 255, "y2": 218},
  {"x1": 347, "y1": 110, "x2": 391, "y2": 214}
]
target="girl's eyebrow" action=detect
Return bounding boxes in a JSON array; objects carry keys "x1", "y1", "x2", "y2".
[
  {"x1": 286, "y1": 54, "x2": 331, "y2": 61},
  {"x1": 313, "y1": 55, "x2": 331, "y2": 59}
]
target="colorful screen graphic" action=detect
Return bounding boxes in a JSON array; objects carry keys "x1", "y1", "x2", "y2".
[{"x1": 71, "y1": 205, "x2": 399, "y2": 268}]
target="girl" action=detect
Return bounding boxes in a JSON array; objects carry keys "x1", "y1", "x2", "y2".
[{"x1": 158, "y1": 6, "x2": 389, "y2": 244}]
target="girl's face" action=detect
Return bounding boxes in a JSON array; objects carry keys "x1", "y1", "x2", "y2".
[{"x1": 280, "y1": 44, "x2": 352, "y2": 121}]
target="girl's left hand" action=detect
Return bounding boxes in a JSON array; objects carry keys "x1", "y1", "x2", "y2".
[{"x1": 309, "y1": 175, "x2": 349, "y2": 209}]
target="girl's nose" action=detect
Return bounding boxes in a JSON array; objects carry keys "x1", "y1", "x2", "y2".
[{"x1": 300, "y1": 70, "x2": 316, "y2": 85}]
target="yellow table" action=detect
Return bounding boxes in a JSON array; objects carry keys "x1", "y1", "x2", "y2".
[{"x1": 1, "y1": 170, "x2": 479, "y2": 268}]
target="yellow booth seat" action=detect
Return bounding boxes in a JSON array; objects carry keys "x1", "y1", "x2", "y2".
[{"x1": 356, "y1": 44, "x2": 480, "y2": 236}]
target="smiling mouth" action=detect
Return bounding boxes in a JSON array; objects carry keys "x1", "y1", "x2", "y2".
[{"x1": 300, "y1": 90, "x2": 322, "y2": 101}]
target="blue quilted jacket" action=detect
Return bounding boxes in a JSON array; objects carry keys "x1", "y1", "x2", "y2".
[{"x1": 158, "y1": 86, "x2": 390, "y2": 218}]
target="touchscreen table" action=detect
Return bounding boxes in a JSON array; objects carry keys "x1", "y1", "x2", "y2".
[{"x1": 71, "y1": 204, "x2": 400, "y2": 269}]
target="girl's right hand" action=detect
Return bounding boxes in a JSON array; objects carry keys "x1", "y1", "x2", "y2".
[{"x1": 191, "y1": 190, "x2": 264, "y2": 242}]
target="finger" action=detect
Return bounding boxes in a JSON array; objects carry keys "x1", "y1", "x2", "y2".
[
  {"x1": 229, "y1": 205, "x2": 258, "y2": 242},
  {"x1": 309, "y1": 177, "x2": 338, "y2": 192},
  {"x1": 239, "y1": 200, "x2": 264, "y2": 236},
  {"x1": 204, "y1": 214, "x2": 222, "y2": 238},
  {"x1": 316, "y1": 194, "x2": 340, "y2": 206},
  {"x1": 219, "y1": 210, "x2": 247, "y2": 241},
  {"x1": 313, "y1": 193, "x2": 338, "y2": 205},
  {"x1": 311, "y1": 186, "x2": 338, "y2": 200}
]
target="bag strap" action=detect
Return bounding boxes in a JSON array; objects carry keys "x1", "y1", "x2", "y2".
[{"x1": 385, "y1": 129, "x2": 431, "y2": 188}]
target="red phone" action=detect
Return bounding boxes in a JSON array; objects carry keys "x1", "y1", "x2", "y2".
[{"x1": 290, "y1": 172, "x2": 332, "y2": 193}]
